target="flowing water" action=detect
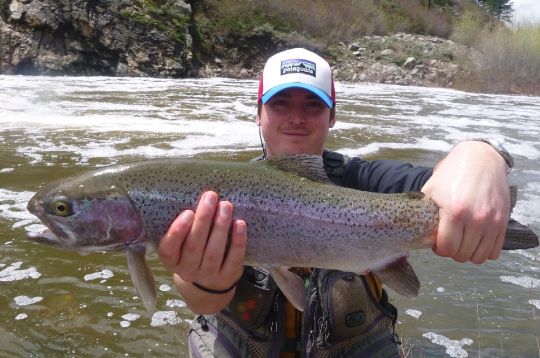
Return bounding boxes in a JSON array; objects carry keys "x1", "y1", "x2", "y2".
[{"x1": 0, "y1": 75, "x2": 539, "y2": 357}]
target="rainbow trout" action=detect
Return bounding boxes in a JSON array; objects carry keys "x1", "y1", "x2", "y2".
[{"x1": 26, "y1": 156, "x2": 538, "y2": 312}]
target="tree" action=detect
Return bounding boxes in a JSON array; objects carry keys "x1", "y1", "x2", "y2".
[{"x1": 475, "y1": 0, "x2": 514, "y2": 21}]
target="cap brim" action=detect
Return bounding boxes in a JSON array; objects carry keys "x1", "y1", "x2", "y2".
[{"x1": 261, "y1": 83, "x2": 333, "y2": 108}]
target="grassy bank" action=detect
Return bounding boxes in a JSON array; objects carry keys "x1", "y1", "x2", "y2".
[{"x1": 455, "y1": 23, "x2": 540, "y2": 95}]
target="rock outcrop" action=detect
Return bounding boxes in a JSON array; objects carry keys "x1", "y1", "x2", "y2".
[{"x1": 0, "y1": 0, "x2": 192, "y2": 76}]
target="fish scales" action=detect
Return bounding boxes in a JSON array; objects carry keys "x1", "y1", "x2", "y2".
[{"x1": 101, "y1": 159, "x2": 439, "y2": 272}]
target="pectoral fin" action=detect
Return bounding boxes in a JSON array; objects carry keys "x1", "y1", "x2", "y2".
[
  {"x1": 374, "y1": 257, "x2": 420, "y2": 298},
  {"x1": 127, "y1": 246, "x2": 157, "y2": 313},
  {"x1": 269, "y1": 266, "x2": 307, "y2": 312}
]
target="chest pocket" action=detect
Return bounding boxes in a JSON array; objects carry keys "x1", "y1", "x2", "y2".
[{"x1": 319, "y1": 271, "x2": 390, "y2": 341}]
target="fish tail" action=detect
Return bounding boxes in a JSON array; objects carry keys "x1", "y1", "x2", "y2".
[{"x1": 503, "y1": 218, "x2": 539, "y2": 250}]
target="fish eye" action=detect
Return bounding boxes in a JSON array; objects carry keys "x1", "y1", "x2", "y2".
[{"x1": 52, "y1": 199, "x2": 72, "y2": 217}]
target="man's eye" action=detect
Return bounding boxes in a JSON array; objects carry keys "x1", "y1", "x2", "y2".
[
  {"x1": 272, "y1": 99, "x2": 288, "y2": 106},
  {"x1": 306, "y1": 101, "x2": 325, "y2": 110}
]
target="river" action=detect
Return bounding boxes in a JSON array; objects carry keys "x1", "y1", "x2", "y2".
[{"x1": 0, "y1": 75, "x2": 539, "y2": 357}]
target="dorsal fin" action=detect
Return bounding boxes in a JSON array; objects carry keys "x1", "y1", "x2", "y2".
[{"x1": 264, "y1": 155, "x2": 334, "y2": 184}]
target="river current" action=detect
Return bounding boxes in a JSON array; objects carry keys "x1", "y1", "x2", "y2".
[{"x1": 0, "y1": 76, "x2": 539, "y2": 357}]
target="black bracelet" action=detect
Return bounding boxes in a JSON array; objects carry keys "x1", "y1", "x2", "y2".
[{"x1": 192, "y1": 281, "x2": 237, "y2": 294}]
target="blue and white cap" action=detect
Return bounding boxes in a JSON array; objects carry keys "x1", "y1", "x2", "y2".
[{"x1": 258, "y1": 48, "x2": 335, "y2": 108}]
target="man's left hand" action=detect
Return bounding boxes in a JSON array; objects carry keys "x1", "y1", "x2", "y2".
[{"x1": 421, "y1": 141, "x2": 511, "y2": 264}]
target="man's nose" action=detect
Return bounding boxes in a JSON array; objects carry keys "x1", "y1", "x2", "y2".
[{"x1": 287, "y1": 104, "x2": 306, "y2": 123}]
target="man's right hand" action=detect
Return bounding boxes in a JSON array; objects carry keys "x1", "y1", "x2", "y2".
[{"x1": 158, "y1": 191, "x2": 247, "y2": 314}]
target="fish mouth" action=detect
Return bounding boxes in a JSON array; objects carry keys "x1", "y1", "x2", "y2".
[{"x1": 26, "y1": 228, "x2": 64, "y2": 247}]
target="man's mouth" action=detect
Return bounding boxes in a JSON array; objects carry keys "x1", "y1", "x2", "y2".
[{"x1": 281, "y1": 130, "x2": 310, "y2": 136}]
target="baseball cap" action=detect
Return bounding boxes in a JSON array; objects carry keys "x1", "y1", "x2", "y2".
[{"x1": 258, "y1": 48, "x2": 335, "y2": 108}]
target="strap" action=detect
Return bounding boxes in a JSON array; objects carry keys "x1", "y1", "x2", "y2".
[{"x1": 193, "y1": 281, "x2": 237, "y2": 294}]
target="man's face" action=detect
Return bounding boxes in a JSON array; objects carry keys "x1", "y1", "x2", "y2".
[{"x1": 257, "y1": 88, "x2": 335, "y2": 157}]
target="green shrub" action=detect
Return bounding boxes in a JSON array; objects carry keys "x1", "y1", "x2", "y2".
[
  {"x1": 458, "y1": 23, "x2": 540, "y2": 94},
  {"x1": 452, "y1": 12, "x2": 487, "y2": 46}
]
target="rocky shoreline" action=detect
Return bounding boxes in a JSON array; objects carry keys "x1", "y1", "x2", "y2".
[{"x1": 0, "y1": 0, "x2": 470, "y2": 89}]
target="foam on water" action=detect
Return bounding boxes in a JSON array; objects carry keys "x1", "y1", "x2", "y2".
[
  {"x1": 13, "y1": 295, "x2": 43, "y2": 306},
  {"x1": 0, "y1": 189, "x2": 38, "y2": 228},
  {"x1": 83, "y1": 269, "x2": 114, "y2": 282},
  {"x1": 1, "y1": 76, "x2": 539, "y2": 164},
  {"x1": 499, "y1": 275, "x2": 540, "y2": 289},
  {"x1": 422, "y1": 332, "x2": 473, "y2": 358},
  {"x1": 405, "y1": 309, "x2": 422, "y2": 319},
  {"x1": 0, "y1": 262, "x2": 41, "y2": 281},
  {"x1": 159, "y1": 284, "x2": 172, "y2": 292},
  {"x1": 166, "y1": 299, "x2": 187, "y2": 309},
  {"x1": 529, "y1": 300, "x2": 540, "y2": 310},
  {"x1": 150, "y1": 311, "x2": 183, "y2": 327},
  {"x1": 121, "y1": 313, "x2": 141, "y2": 322},
  {"x1": 15, "y1": 313, "x2": 28, "y2": 320}
]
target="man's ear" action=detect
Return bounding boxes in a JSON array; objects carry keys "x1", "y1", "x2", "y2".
[{"x1": 329, "y1": 107, "x2": 336, "y2": 128}]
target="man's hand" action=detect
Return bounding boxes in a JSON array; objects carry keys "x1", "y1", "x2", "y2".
[
  {"x1": 158, "y1": 191, "x2": 247, "y2": 314},
  {"x1": 421, "y1": 141, "x2": 510, "y2": 264}
]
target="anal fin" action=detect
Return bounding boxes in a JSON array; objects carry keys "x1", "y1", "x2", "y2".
[{"x1": 269, "y1": 266, "x2": 307, "y2": 312}]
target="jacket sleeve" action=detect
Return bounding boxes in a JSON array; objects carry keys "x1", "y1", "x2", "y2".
[{"x1": 342, "y1": 157, "x2": 433, "y2": 193}]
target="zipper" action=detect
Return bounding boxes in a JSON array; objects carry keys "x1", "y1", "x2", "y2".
[
  {"x1": 301, "y1": 268, "x2": 320, "y2": 357},
  {"x1": 267, "y1": 293, "x2": 285, "y2": 357}
]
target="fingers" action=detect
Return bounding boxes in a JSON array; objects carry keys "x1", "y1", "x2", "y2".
[
  {"x1": 199, "y1": 201, "x2": 234, "y2": 275},
  {"x1": 435, "y1": 207, "x2": 508, "y2": 264},
  {"x1": 177, "y1": 192, "x2": 219, "y2": 281},
  {"x1": 488, "y1": 229, "x2": 506, "y2": 260},
  {"x1": 432, "y1": 209, "x2": 463, "y2": 259},
  {"x1": 159, "y1": 191, "x2": 247, "y2": 290},
  {"x1": 221, "y1": 220, "x2": 248, "y2": 281},
  {"x1": 159, "y1": 210, "x2": 194, "y2": 271}
]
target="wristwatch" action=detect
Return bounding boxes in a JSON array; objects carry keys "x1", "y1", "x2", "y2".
[{"x1": 468, "y1": 138, "x2": 515, "y2": 173}]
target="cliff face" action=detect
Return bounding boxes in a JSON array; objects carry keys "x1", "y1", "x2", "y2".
[{"x1": 0, "y1": 0, "x2": 193, "y2": 76}]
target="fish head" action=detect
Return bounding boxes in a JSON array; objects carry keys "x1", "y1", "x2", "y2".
[{"x1": 26, "y1": 171, "x2": 145, "y2": 252}]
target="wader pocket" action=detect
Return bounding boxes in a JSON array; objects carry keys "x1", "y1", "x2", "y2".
[
  {"x1": 188, "y1": 315, "x2": 243, "y2": 358},
  {"x1": 321, "y1": 272, "x2": 378, "y2": 340},
  {"x1": 311, "y1": 329, "x2": 401, "y2": 358},
  {"x1": 227, "y1": 266, "x2": 278, "y2": 330}
]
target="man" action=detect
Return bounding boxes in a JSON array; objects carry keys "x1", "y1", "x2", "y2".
[{"x1": 159, "y1": 48, "x2": 512, "y2": 357}]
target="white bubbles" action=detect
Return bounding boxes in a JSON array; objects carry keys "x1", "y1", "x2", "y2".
[
  {"x1": 159, "y1": 284, "x2": 172, "y2": 292},
  {"x1": 15, "y1": 313, "x2": 28, "y2": 320},
  {"x1": 13, "y1": 295, "x2": 43, "y2": 306},
  {"x1": 423, "y1": 332, "x2": 473, "y2": 358},
  {"x1": 0, "y1": 189, "x2": 38, "y2": 227},
  {"x1": 0, "y1": 262, "x2": 42, "y2": 282},
  {"x1": 150, "y1": 311, "x2": 183, "y2": 327},
  {"x1": 122, "y1": 313, "x2": 141, "y2": 321},
  {"x1": 529, "y1": 300, "x2": 540, "y2": 309},
  {"x1": 166, "y1": 299, "x2": 187, "y2": 308},
  {"x1": 120, "y1": 313, "x2": 141, "y2": 328},
  {"x1": 500, "y1": 275, "x2": 540, "y2": 289},
  {"x1": 83, "y1": 269, "x2": 114, "y2": 282},
  {"x1": 405, "y1": 309, "x2": 422, "y2": 319}
]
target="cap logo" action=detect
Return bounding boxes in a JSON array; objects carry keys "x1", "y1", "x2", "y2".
[{"x1": 280, "y1": 59, "x2": 316, "y2": 77}]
